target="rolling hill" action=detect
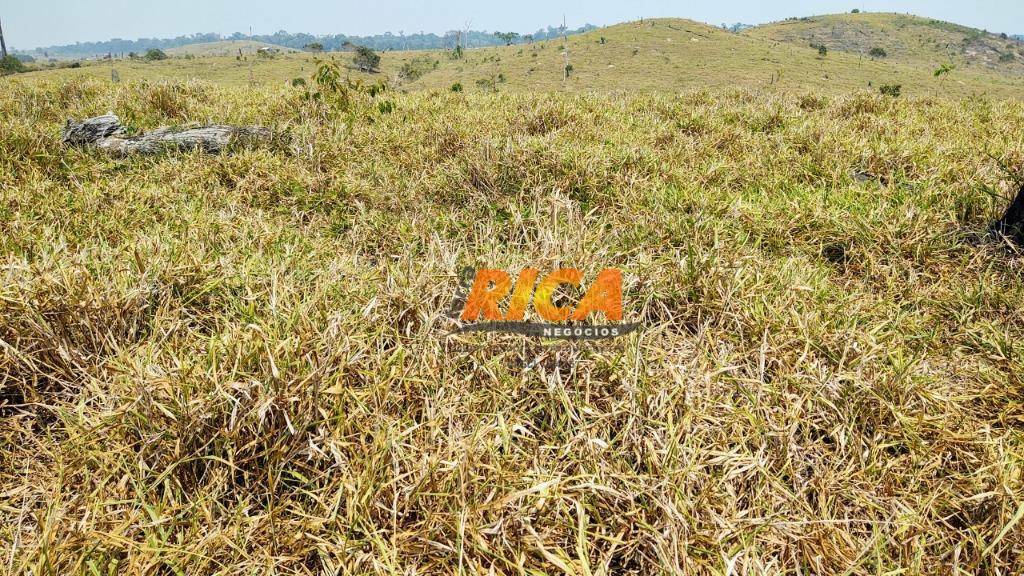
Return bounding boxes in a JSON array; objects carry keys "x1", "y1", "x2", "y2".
[
  {"x1": 744, "y1": 12, "x2": 1024, "y2": 76},
  {"x1": 390, "y1": 17, "x2": 1024, "y2": 98},
  {"x1": 9, "y1": 16, "x2": 1024, "y2": 98}
]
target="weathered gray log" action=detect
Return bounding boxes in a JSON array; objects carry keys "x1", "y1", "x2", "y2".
[
  {"x1": 62, "y1": 114, "x2": 278, "y2": 156},
  {"x1": 61, "y1": 114, "x2": 125, "y2": 145}
]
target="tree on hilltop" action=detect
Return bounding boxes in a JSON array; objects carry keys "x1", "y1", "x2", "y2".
[
  {"x1": 496, "y1": 32, "x2": 520, "y2": 46},
  {"x1": 352, "y1": 45, "x2": 380, "y2": 72}
]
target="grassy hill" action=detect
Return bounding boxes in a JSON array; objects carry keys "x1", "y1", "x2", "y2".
[
  {"x1": 390, "y1": 18, "x2": 1024, "y2": 97},
  {"x1": 744, "y1": 12, "x2": 1024, "y2": 76},
  {"x1": 11, "y1": 18, "x2": 1024, "y2": 98}
]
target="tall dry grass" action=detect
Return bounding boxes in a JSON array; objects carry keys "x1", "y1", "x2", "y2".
[{"x1": 0, "y1": 77, "x2": 1023, "y2": 574}]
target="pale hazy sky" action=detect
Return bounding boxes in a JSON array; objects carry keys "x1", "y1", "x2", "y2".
[{"x1": 4, "y1": 0, "x2": 1024, "y2": 50}]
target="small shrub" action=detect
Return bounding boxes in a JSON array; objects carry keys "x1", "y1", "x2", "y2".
[
  {"x1": 818, "y1": 45, "x2": 828, "y2": 57},
  {"x1": 879, "y1": 84, "x2": 902, "y2": 97},
  {"x1": 144, "y1": 48, "x2": 168, "y2": 61},
  {"x1": 377, "y1": 100, "x2": 395, "y2": 114},
  {"x1": 0, "y1": 55, "x2": 27, "y2": 76},
  {"x1": 869, "y1": 47, "x2": 888, "y2": 58},
  {"x1": 450, "y1": 82, "x2": 463, "y2": 92},
  {"x1": 399, "y1": 56, "x2": 438, "y2": 82},
  {"x1": 565, "y1": 63, "x2": 574, "y2": 77},
  {"x1": 303, "y1": 59, "x2": 353, "y2": 112},
  {"x1": 291, "y1": 77, "x2": 307, "y2": 88},
  {"x1": 352, "y1": 45, "x2": 381, "y2": 72},
  {"x1": 999, "y1": 52, "x2": 1015, "y2": 63}
]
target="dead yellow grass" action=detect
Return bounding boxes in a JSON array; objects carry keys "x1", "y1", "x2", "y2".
[{"x1": 0, "y1": 76, "x2": 1022, "y2": 574}]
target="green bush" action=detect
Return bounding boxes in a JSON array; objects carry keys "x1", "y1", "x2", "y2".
[
  {"x1": 450, "y1": 82, "x2": 463, "y2": 92},
  {"x1": 399, "y1": 56, "x2": 439, "y2": 82},
  {"x1": 869, "y1": 47, "x2": 888, "y2": 58},
  {"x1": 352, "y1": 45, "x2": 381, "y2": 72},
  {"x1": 144, "y1": 48, "x2": 168, "y2": 61},
  {"x1": 879, "y1": 84, "x2": 902, "y2": 97},
  {"x1": 0, "y1": 55, "x2": 27, "y2": 75}
]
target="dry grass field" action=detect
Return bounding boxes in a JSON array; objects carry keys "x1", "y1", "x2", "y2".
[{"x1": 1, "y1": 12, "x2": 1024, "y2": 576}]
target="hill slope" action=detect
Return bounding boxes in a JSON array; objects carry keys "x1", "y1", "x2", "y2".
[
  {"x1": 11, "y1": 17, "x2": 1024, "y2": 98},
  {"x1": 392, "y1": 18, "x2": 1024, "y2": 98},
  {"x1": 744, "y1": 13, "x2": 1024, "y2": 76}
]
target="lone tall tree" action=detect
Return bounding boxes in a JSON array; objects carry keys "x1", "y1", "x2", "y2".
[{"x1": 0, "y1": 17, "x2": 8, "y2": 59}]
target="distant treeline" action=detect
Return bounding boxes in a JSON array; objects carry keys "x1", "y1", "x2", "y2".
[
  {"x1": 21, "y1": 25, "x2": 598, "y2": 59},
  {"x1": 720, "y1": 23, "x2": 753, "y2": 33}
]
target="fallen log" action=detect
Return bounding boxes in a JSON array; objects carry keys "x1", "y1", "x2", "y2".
[{"x1": 62, "y1": 113, "x2": 280, "y2": 156}]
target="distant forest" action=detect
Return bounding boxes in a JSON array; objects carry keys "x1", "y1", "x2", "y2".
[{"x1": 19, "y1": 25, "x2": 598, "y2": 59}]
